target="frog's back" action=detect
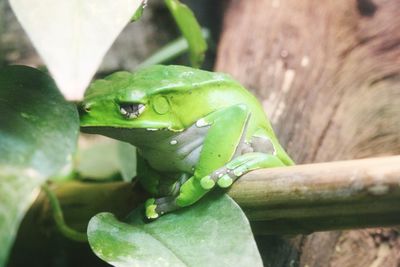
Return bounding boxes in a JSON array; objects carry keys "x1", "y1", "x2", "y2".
[
  {"x1": 144, "y1": 66, "x2": 271, "y2": 130},
  {"x1": 130, "y1": 65, "x2": 242, "y2": 95},
  {"x1": 95, "y1": 66, "x2": 274, "y2": 133},
  {"x1": 148, "y1": 66, "x2": 291, "y2": 163},
  {"x1": 141, "y1": 66, "x2": 292, "y2": 164}
]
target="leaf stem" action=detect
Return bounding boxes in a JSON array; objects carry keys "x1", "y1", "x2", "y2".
[
  {"x1": 136, "y1": 28, "x2": 210, "y2": 69},
  {"x1": 41, "y1": 183, "x2": 88, "y2": 242},
  {"x1": 164, "y1": 0, "x2": 207, "y2": 67}
]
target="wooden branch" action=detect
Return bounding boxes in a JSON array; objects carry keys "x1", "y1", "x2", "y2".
[
  {"x1": 24, "y1": 156, "x2": 400, "y2": 237},
  {"x1": 229, "y1": 156, "x2": 400, "y2": 234}
]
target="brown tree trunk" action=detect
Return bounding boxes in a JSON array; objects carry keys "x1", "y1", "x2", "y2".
[{"x1": 215, "y1": 0, "x2": 400, "y2": 266}]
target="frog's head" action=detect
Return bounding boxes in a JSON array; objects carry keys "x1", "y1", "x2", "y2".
[
  {"x1": 80, "y1": 65, "x2": 232, "y2": 137},
  {"x1": 80, "y1": 65, "x2": 189, "y2": 133}
]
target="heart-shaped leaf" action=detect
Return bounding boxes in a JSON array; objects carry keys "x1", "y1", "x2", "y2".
[
  {"x1": 9, "y1": 0, "x2": 143, "y2": 100},
  {"x1": 0, "y1": 66, "x2": 79, "y2": 266},
  {"x1": 88, "y1": 193, "x2": 263, "y2": 267}
]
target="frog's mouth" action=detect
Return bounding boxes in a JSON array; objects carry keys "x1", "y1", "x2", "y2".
[
  {"x1": 79, "y1": 118, "x2": 172, "y2": 131},
  {"x1": 78, "y1": 101, "x2": 180, "y2": 132},
  {"x1": 80, "y1": 125, "x2": 175, "y2": 147}
]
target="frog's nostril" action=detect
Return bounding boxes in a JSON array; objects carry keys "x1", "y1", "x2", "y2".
[
  {"x1": 83, "y1": 103, "x2": 91, "y2": 112},
  {"x1": 78, "y1": 102, "x2": 91, "y2": 116}
]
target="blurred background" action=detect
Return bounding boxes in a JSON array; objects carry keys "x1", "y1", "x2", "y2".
[{"x1": 0, "y1": 0, "x2": 222, "y2": 73}]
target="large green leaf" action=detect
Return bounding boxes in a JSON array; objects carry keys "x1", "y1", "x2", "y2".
[
  {"x1": 88, "y1": 193, "x2": 263, "y2": 267},
  {"x1": 9, "y1": 0, "x2": 143, "y2": 100},
  {"x1": 0, "y1": 66, "x2": 79, "y2": 266}
]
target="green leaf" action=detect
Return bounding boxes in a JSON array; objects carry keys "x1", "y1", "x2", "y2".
[
  {"x1": 0, "y1": 66, "x2": 79, "y2": 266},
  {"x1": 131, "y1": 0, "x2": 147, "y2": 22},
  {"x1": 88, "y1": 193, "x2": 263, "y2": 267},
  {"x1": 136, "y1": 28, "x2": 210, "y2": 69},
  {"x1": 9, "y1": 0, "x2": 143, "y2": 100},
  {"x1": 165, "y1": 0, "x2": 207, "y2": 68}
]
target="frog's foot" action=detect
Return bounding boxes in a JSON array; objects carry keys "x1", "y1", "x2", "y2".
[
  {"x1": 199, "y1": 167, "x2": 234, "y2": 189},
  {"x1": 200, "y1": 152, "x2": 286, "y2": 189},
  {"x1": 144, "y1": 174, "x2": 191, "y2": 220},
  {"x1": 145, "y1": 196, "x2": 179, "y2": 220}
]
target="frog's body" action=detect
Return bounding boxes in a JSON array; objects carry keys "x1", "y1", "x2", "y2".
[{"x1": 80, "y1": 65, "x2": 293, "y2": 219}]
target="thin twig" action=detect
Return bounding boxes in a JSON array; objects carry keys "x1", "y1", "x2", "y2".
[{"x1": 41, "y1": 183, "x2": 88, "y2": 242}]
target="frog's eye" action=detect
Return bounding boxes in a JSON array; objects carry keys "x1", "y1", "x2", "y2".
[{"x1": 119, "y1": 103, "x2": 145, "y2": 119}]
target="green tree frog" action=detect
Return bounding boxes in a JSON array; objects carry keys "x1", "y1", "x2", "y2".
[{"x1": 80, "y1": 65, "x2": 294, "y2": 219}]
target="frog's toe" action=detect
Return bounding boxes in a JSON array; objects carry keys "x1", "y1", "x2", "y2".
[
  {"x1": 145, "y1": 198, "x2": 159, "y2": 220},
  {"x1": 217, "y1": 174, "x2": 233, "y2": 188},
  {"x1": 145, "y1": 196, "x2": 180, "y2": 219},
  {"x1": 203, "y1": 166, "x2": 236, "y2": 189},
  {"x1": 200, "y1": 175, "x2": 215, "y2": 189}
]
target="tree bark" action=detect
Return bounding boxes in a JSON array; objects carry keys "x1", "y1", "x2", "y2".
[{"x1": 215, "y1": 0, "x2": 400, "y2": 266}]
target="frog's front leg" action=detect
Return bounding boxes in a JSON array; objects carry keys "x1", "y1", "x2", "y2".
[
  {"x1": 203, "y1": 152, "x2": 286, "y2": 188},
  {"x1": 144, "y1": 172, "x2": 191, "y2": 218},
  {"x1": 145, "y1": 104, "x2": 251, "y2": 219}
]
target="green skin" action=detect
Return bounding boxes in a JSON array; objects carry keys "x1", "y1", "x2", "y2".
[{"x1": 80, "y1": 65, "x2": 294, "y2": 219}]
